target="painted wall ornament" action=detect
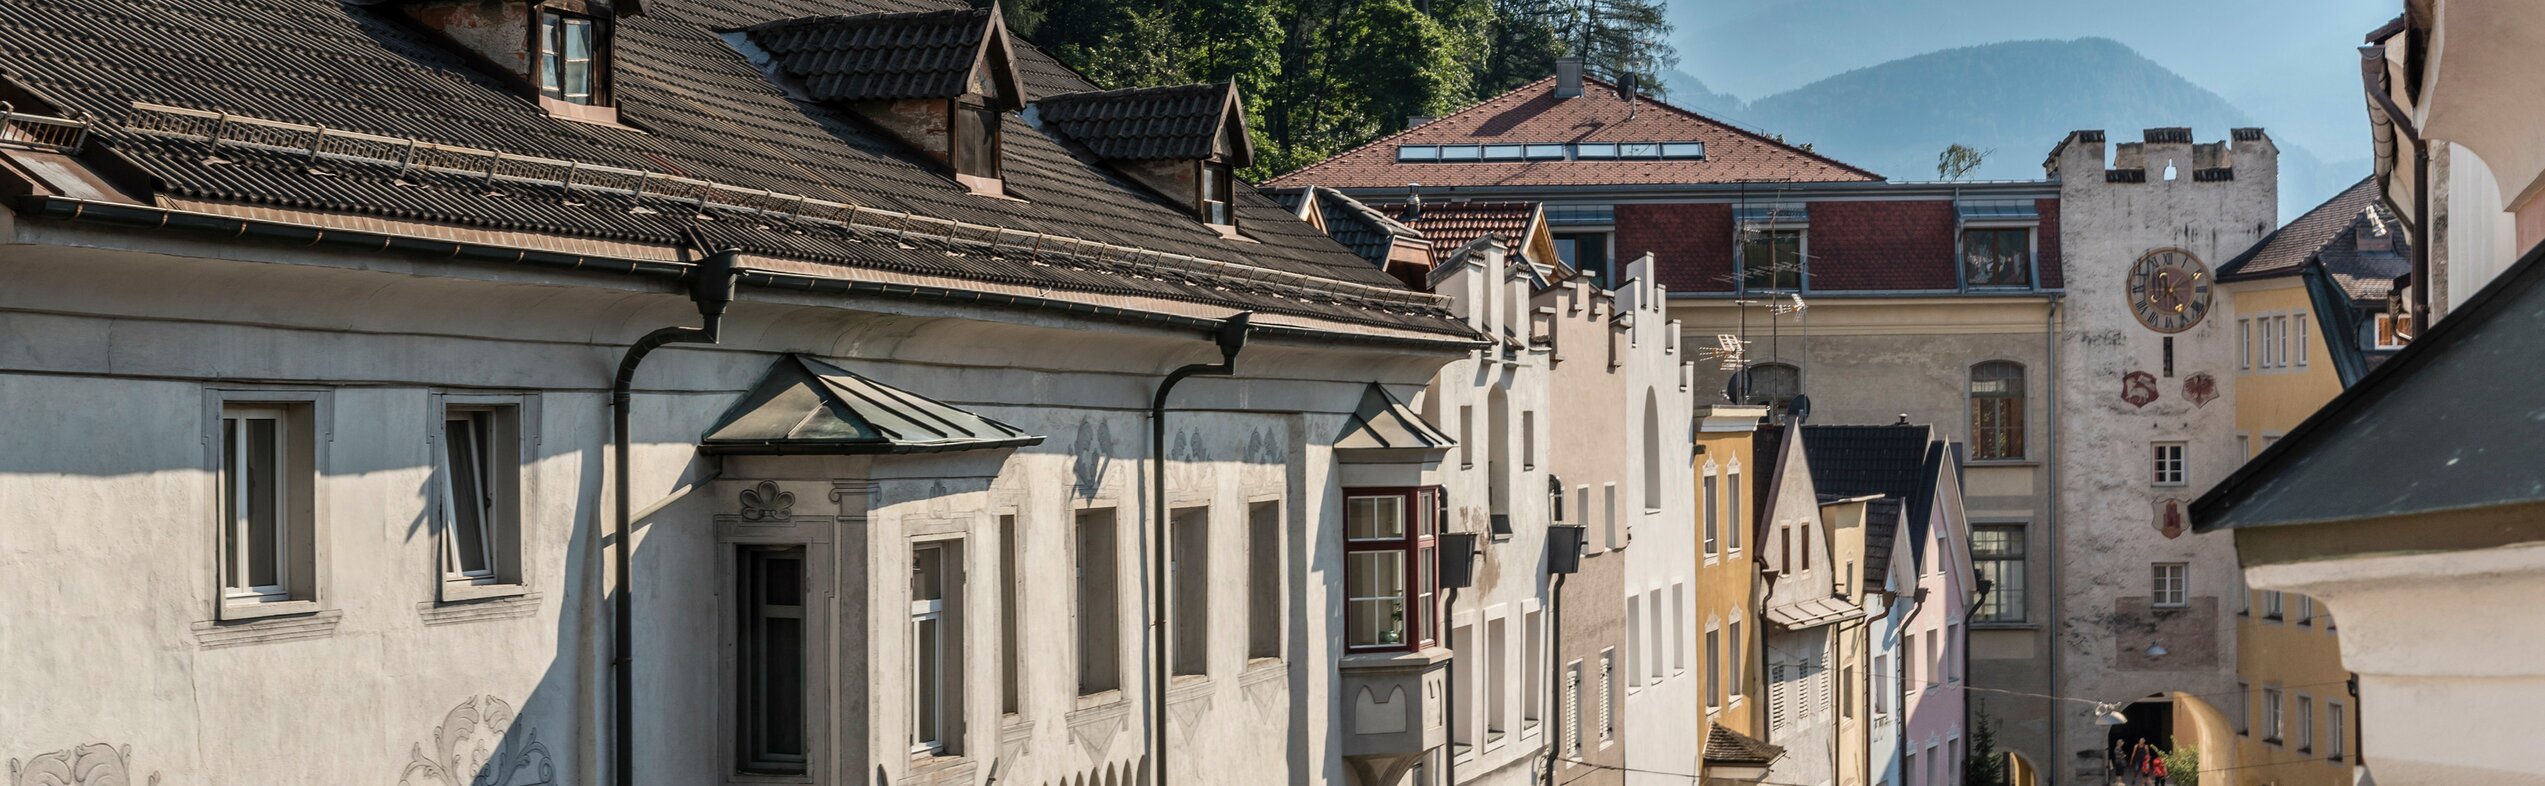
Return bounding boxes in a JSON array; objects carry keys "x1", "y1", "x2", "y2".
[
  {"x1": 2152, "y1": 497, "x2": 2188, "y2": 539},
  {"x1": 738, "y1": 480, "x2": 794, "y2": 522},
  {"x1": 2183, "y1": 373, "x2": 2218, "y2": 408},
  {"x1": 398, "y1": 695, "x2": 555, "y2": 786},
  {"x1": 2121, "y1": 371, "x2": 2160, "y2": 408},
  {"x1": 10, "y1": 743, "x2": 157, "y2": 786}
]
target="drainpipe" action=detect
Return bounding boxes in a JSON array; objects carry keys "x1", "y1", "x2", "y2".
[
  {"x1": 2362, "y1": 44, "x2": 2432, "y2": 335},
  {"x1": 1149, "y1": 312, "x2": 1253, "y2": 786},
  {"x1": 2041, "y1": 293, "x2": 2063, "y2": 776},
  {"x1": 611, "y1": 234, "x2": 740, "y2": 786},
  {"x1": 1543, "y1": 572, "x2": 1568, "y2": 785}
]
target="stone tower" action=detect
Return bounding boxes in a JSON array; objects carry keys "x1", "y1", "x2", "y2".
[{"x1": 2044, "y1": 127, "x2": 2277, "y2": 782}]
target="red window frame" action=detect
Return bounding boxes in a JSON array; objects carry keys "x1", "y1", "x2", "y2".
[{"x1": 1343, "y1": 486, "x2": 1441, "y2": 653}]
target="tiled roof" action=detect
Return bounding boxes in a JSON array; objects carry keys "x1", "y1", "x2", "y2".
[
  {"x1": 2222, "y1": 178, "x2": 2398, "y2": 282},
  {"x1": 1264, "y1": 76, "x2": 1883, "y2": 190},
  {"x1": 1378, "y1": 201, "x2": 1540, "y2": 268},
  {"x1": 0, "y1": 0, "x2": 1465, "y2": 337},
  {"x1": 740, "y1": 8, "x2": 1003, "y2": 103},
  {"x1": 1039, "y1": 82, "x2": 1246, "y2": 164},
  {"x1": 1272, "y1": 187, "x2": 1423, "y2": 268},
  {"x1": 1799, "y1": 425, "x2": 1934, "y2": 502},
  {"x1": 1704, "y1": 722, "x2": 1784, "y2": 766}
]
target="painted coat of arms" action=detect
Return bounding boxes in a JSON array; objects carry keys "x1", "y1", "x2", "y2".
[
  {"x1": 2152, "y1": 497, "x2": 2188, "y2": 539},
  {"x1": 2183, "y1": 372, "x2": 2219, "y2": 408},
  {"x1": 2121, "y1": 371, "x2": 2160, "y2": 408}
]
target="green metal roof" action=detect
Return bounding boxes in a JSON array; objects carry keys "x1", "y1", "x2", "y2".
[
  {"x1": 1335, "y1": 383, "x2": 1455, "y2": 453},
  {"x1": 702, "y1": 355, "x2": 1043, "y2": 455}
]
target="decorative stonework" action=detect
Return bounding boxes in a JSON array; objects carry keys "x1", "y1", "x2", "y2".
[
  {"x1": 2121, "y1": 371, "x2": 2160, "y2": 408},
  {"x1": 415, "y1": 593, "x2": 542, "y2": 627},
  {"x1": 1065, "y1": 701, "x2": 1130, "y2": 759},
  {"x1": 2182, "y1": 372, "x2": 2218, "y2": 408},
  {"x1": 9, "y1": 743, "x2": 157, "y2": 786},
  {"x1": 190, "y1": 609, "x2": 343, "y2": 649},
  {"x1": 397, "y1": 695, "x2": 555, "y2": 786},
  {"x1": 739, "y1": 481, "x2": 795, "y2": 522},
  {"x1": 1240, "y1": 662, "x2": 1288, "y2": 717}
]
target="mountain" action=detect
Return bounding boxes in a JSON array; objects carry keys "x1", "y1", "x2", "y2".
[{"x1": 1698, "y1": 38, "x2": 2353, "y2": 220}]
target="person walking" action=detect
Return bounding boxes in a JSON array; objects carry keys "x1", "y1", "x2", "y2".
[
  {"x1": 2111, "y1": 739, "x2": 2130, "y2": 785},
  {"x1": 2152, "y1": 752, "x2": 2170, "y2": 786},
  {"x1": 2132, "y1": 739, "x2": 2154, "y2": 786}
]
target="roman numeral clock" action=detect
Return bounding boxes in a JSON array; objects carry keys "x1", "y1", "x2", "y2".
[{"x1": 2128, "y1": 249, "x2": 2214, "y2": 333}]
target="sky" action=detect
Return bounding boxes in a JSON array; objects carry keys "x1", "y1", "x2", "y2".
[{"x1": 1665, "y1": 0, "x2": 2400, "y2": 162}]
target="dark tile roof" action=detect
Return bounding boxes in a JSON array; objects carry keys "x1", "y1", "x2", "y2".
[
  {"x1": 0, "y1": 0, "x2": 1465, "y2": 337},
  {"x1": 2220, "y1": 177, "x2": 2410, "y2": 300},
  {"x1": 1379, "y1": 201, "x2": 1539, "y2": 268},
  {"x1": 1703, "y1": 721, "x2": 1784, "y2": 766},
  {"x1": 1038, "y1": 82, "x2": 1245, "y2": 164},
  {"x1": 1861, "y1": 497, "x2": 1904, "y2": 588},
  {"x1": 2194, "y1": 227, "x2": 2545, "y2": 534},
  {"x1": 1799, "y1": 425, "x2": 1935, "y2": 502},
  {"x1": 740, "y1": 9, "x2": 1004, "y2": 104},
  {"x1": 1265, "y1": 76, "x2": 1882, "y2": 190},
  {"x1": 1271, "y1": 187, "x2": 1422, "y2": 269}
]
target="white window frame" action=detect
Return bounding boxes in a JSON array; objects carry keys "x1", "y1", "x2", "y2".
[
  {"x1": 910, "y1": 539, "x2": 959, "y2": 757},
  {"x1": 2152, "y1": 562, "x2": 2188, "y2": 608},
  {"x1": 223, "y1": 405, "x2": 294, "y2": 604},
  {"x1": 206, "y1": 390, "x2": 330, "y2": 622},
  {"x1": 2296, "y1": 693, "x2": 2315, "y2": 753},
  {"x1": 1702, "y1": 464, "x2": 1721, "y2": 559},
  {"x1": 2153, "y1": 442, "x2": 2187, "y2": 486},
  {"x1": 2239, "y1": 318, "x2": 2252, "y2": 369},
  {"x1": 1598, "y1": 649, "x2": 1616, "y2": 743},
  {"x1": 432, "y1": 393, "x2": 536, "y2": 602},
  {"x1": 2295, "y1": 315, "x2": 2310, "y2": 367},
  {"x1": 2264, "y1": 686, "x2": 2286, "y2": 742},
  {"x1": 2328, "y1": 701, "x2": 2346, "y2": 760}
]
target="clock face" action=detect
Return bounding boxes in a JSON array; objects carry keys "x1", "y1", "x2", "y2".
[{"x1": 2127, "y1": 249, "x2": 2214, "y2": 333}]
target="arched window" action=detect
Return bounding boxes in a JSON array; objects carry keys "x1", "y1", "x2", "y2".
[
  {"x1": 1642, "y1": 389, "x2": 1663, "y2": 511},
  {"x1": 1970, "y1": 361, "x2": 2025, "y2": 460},
  {"x1": 1745, "y1": 363, "x2": 1801, "y2": 418}
]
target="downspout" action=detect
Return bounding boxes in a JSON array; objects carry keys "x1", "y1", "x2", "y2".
[
  {"x1": 612, "y1": 234, "x2": 740, "y2": 786},
  {"x1": 2362, "y1": 44, "x2": 2433, "y2": 335},
  {"x1": 2041, "y1": 293, "x2": 2063, "y2": 771},
  {"x1": 1543, "y1": 572, "x2": 1568, "y2": 785},
  {"x1": 1442, "y1": 585, "x2": 1461, "y2": 786},
  {"x1": 1150, "y1": 313, "x2": 1253, "y2": 786}
]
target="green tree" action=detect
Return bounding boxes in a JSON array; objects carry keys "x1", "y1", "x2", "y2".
[
  {"x1": 1937, "y1": 143, "x2": 1989, "y2": 180},
  {"x1": 2162, "y1": 738, "x2": 2201, "y2": 786},
  {"x1": 1964, "y1": 698, "x2": 2008, "y2": 786}
]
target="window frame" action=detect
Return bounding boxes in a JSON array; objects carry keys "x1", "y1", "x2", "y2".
[
  {"x1": 2152, "y1": 442, "x2": 2188, "y2": 486},
  {"x1": 1970, "y1": 523, "x2": 2027, "y2": 623},
  {"x1": 1343, "y1": 487, "x2": 1440, "y2": 653},
  {"x1": 951, "y1": 96, "x2": 1003, "y2": 184},
  {"x1": 2151, "y1": 562, "x2": 2188, "y2": 608},
  {"x1": 1200, "y1": 160, "x2": 1236, "y2": 226},
  {"x1": 2264, "y1": 686, "x2": 2285, "y2": 743},
  {"x1": 1246, "y1": 499, "x2": 1284, "y2": 663},
  {"x1": 1074, "y1": 506, "x2": 1124, "y2": 697},
  {"x1": 2296, "y1": 693, "x2": 2315, "y2": 753},
  {"x1": 1959, "y1": 225, "x2": 2037, "y2": 289},
  {"x1": 1969, "y1": 361, "x2": 2027, "y2": 460},
  {"x1": 536, "y1": 9, "x2": 608, "y2": 107},
  {"x1": 1738, "y1": 227, "x2": 1807, "y2": 292},
  {"x1": 206, "y1": 390, "x2": 330, "y2": 622},
  {"x1": 1169, "y1": 506, "x2": 1210, "y2": 677},
  {"x1": 739, "y1": 544, "x2": 813, "y2": 775},
  {"x1": 909, "y1": 539, "x2": 964, "y2": 757},
  {"x1": 432, "y1": 393, "x2": 536, "y2": 602}
]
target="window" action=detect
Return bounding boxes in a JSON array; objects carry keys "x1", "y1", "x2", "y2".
[
  {"x1": 910, "y1": 540, "x2": 965, "y2": 756},
  {"x1": 1642, "y1": 395, "x2": 1662, "y2": 511},
  {"x1": 1842, "y1": 665, "x2": 1856, "y2": 718},
  {"x1": 2237, "y1": 433, "x2": 2251, "y2": 460},
  {"x1": 1438, "y1": 145, "x2": 1482, "y2": 161},
  {"x1": 1727, "y1": 619, "x2": 1743, "y2": 698},
  {"x1": 218, "y1": 402, "x2": 318, "y2": 613},
  {"x1": 1482, "y1": 144, "x2": 1525, "y2": 161},
  {"x1": 953, "y1": 99, "x2": 1002, "y2": 181},
  {"x1": 1962, "y1": 228, "x2": 2033, "y2": 287},
  {"x1": 1076, "y1": 508, "x2": 1121, "y2": 695},
  {"x1": 1549, "y1": 477, "x2": 1568, "y2": 524},
  {"x1": 1486, "y1": 616, "x2": 1509, "y2": 741},
  {"x1": 1603, "y1": 483, "x2": 1621, "y2": 550},
  {"x1": 1972, "y1": 524, "x2": 2026, "y2": 622},
  {"x1": 2264, "y1": 590, "x2": 2284, "y2": 620},
  {"x1": 1769, "y1": 663, "x2": 1789, "y2": 728},
  {"x1": 1871, "y1": 654, "x2": 1888, "y2": 715},
  {"x1": 2152, "y1": 563, "x2": 2188, "y2": 608},
  {"x1": 1201, "y1": 161, "x2": 1235, "y2": 225},
  {"x1": 1345, "y1": 490, "x2": 1438, "y2": 651},
  {"x1": 1247, "y1": 501, "x2": 1282, "y2": 660},
  {"x1": 1705, "y1": 627, "x2": 1722, "y2": 707},
  {"x1": 434, "y1": 402, "x2": 526, "y2": 598},
  {"x1": 2164, "y1": 336, "x2": 2176, "y2": 377},
  {"x1": 1524, "y1": 143, "x2": 1567, "y2": 159},
  {"x1": 2153, "y1": 442, "x2": 2187, "y2": 486},
  {"x1": 2296, "y1": 316, "x2": 2310, "y2": 366},
  {"x1": 1171, "y1": 507, "x2": 1209, "y2": 676},
  {"x1": 1521, "y1": 410, "x2": 1537, "y2": 470},
  {"x1": 1620, "y1": 142, "x2": 1662, "y2": 158},
  {"x1": 1779, "y1": 525, "x2": 1792, "y2": 573},
  {"x1": 1523, "y1": 609, "x2": 1544, "y2": 734},
  {"x1": 2275, "y1": 316, "x2": 2291, "y2": 367},
  {"x1": 740, "y1": 546, "x2": 808, "y2": 774},
  {"x1": 1801, "y1": 522, "x2": 1813, "y2": 571},
  {"x1": 1922, "y1": 630, "x2": 1938, "y2": 690},
  {"x1": 1905, "y1": 750, "x2": 1917, "y2": 786},
  {"x1": 1740, "y1": 228, "x2": 1804, "y2": 291},
  {"x1": 2261, "y1": 317, "x2": 2278, "y2": 367},
  {"x1": 1451, "y1": 622, "x2": 1475, "y2": 751},
  {"x1": 999, "y1": 516, "x2": 1021, "y2": 714},
  {"x1": 1396, "y1": 145, "x2": 1439, "y2": 162},
  {"x1": 2264, "y1": 686, "x2": 2285, "y2": 742},
  {"x1": 2236, "y1": 682, "x2": 2251, "y2": 734},
  {"x1": 1969, "y1": 362, "x2": 2026, "y2": 459},
  {"x1": 1660, "y1": 142, "x2": 1706, "y2": 159},
  {"x1": 1564, "y1": 660, "x2": 1584, "y2": 757},
  {"x1": 1727, "y1": 470, "x2": 1743, "y2": 551},
  {"x1": 2240, "y1": 318, "x2": 2252, "y2": 368},
  {"x1": 538, "y1": 11, "x2": 601, "y2": 105},
  {"x1": 1598, "y1": 650, "x2": 1615, "y2": 741},
  {"x1": 2297, "y1": 693, "x2": 2316, "y2": 752},
  {"x1": 1672, "y1": 585, "x2": 1688, "y2": 674},
  {"x1": 1904, "y1": 631, "x2": 1918, "y2": 692},
  {"x1": 1649, "y1": 588, "x2": 1668, "y2": 681},
  {"x1": 2329, "y1": 702, "x2": 2346, "y2": 760},
  {"x1": 1458, "y1": 406, "x2": 1475, "y2": 468},
  {"x1": 1625, "y1": 596, "x2": 1642, "y2": 690},
  {"x1": 1746, "y1": 362, "x2": 1801, "y2": 416},
  {"x1": 1553, "y1": 231, "x2": 1612, "y2": 282},
  {"x1": 1574, "y1": 143, "x2": 1619, "y2": 159}
]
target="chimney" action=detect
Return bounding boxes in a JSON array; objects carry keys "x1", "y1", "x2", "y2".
[
  {"x1": 1405, "y1": 182, "x2": 1423, "y2": 221},
  {"x1": 1555, "y1": 57, "x2": 1584, "y2": 98}
]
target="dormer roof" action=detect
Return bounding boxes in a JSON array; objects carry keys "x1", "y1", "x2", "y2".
[
  {"x1": 1037, "y1": 82, "x2": 1252, "y2": 167},
  {"x1": 739, "y1": 6, "x2": 1025, "y2": 109}
]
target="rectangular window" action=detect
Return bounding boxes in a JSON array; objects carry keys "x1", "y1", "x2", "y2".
[
  {"x1": 2237, "y1": 433, "x2": 2251, "y2": 460},
  {"x1": 435, "y1": 404, "x2": 525, "y2": 597},
  {"x1": 1437, "y1": 145, "x2": 1481, "y2": 161},
  {"x1": 1705, "y1": 627, "x2": 1722, "y2": 707},
  {"x1": 1346, "y1": 490, "x2": 1437, "y2": 651},
  {"x1": 1565, "y1": 660, "x2": 1584, "y2": 757},
  {"x1": 2236, "y1": 682, "x2": 2251, "y2": 734},
  {"x1": 998, "y1": 516, "x2": 1021, "y2": 714},
  {"x1": 1451, "y1": 623, "x2": 1476, "y2": 751},
  {"x1": 1843, "y1": 665, "x2": 1856, "y2": 718},
  {"x1": 1171, "y1": 507, "x2": 1209, "y2": 676},
  {"x1": 1872, "y1": 654, "x2": 1889, "y2": 715},
  {"x1": 1971, "y1": 524, "x2": 2026, "y2": 622},
  {"x1": 1727, "y1": 619, "x2": 1743, "y2": 698},
  {"x1": 1523, "y1": 609, "x2": 1544, "y2": 733},
  {"x1": 1650, "y1": 588, "x2": 1668, "y2": 680},
  {"x1": 739, "y1": 546, "x2": 808, "y2": 774},
  {"x1": 1962, "y1": 227, "x2": 2033, "y2": 287},
  {"x1": 1905, "y1": 635, "x2": 1918, "y2": 692},
  {"x1": 539, "y1": 12, "x2": 599, "y2": 104},
  {"x1": 2264, "y1": 686, "x2": 2285, "y2": 742},
  {"x1": 1660, "y1": 142, "x2": 1706, "y2": 159},
  {"x1": 1396, "y1": 145, "x2": 1439, "y2": 162},
  {"x1": 2296, "y1": 316, "x2": 2311, "y2": 366},
  {"x1": 1598, "y1": 650, "x2": 1615, "y2": 741},
  {"x1": 220, "y1": 403, "x2": 319, "y2": 609},
  {"x1": 1521, "y1": 411, "x2": 1537, "y2": 470},
  {"x1": 2264, "y1": 590, "x2": 2284, "y2": 620},
  {"x1": 1458, "y1": 406, "x2": 1475, "y2": 467},
  {"x1": 1969, "y1": 363, "x2": 2027, "y2": 460},
  {"x1": 1703, "y1": 473, "x2": 1720, "y2": 555},
  {"x1": 1603, "y1": 483, "x2": 1621, "y2": 550},
  {"x1": 953, "y1": 100, "x2": 1001, "y2": 180},
  {"x1": 2297, "y1": 594, "x2": 2314, "y2": 626},
  {"x1": 1923, "y1": 630, "x2": 1938, "y2": 690},
  {"x1": 2153, "y1": 442, "x2": 2187, "y2": 486},
  {"x1": 2329, "y1": 702, "x2": 2346, "y2": 760},
  {"x1": 1553, "y1": 231, "x2": 1613, "y2": 283},
  {"x1": 2375, "y1": 312, "x2": 2404, "y2": 348},
  {"x1": 1076, "y1": 509, "x2": 1121, "y2": 695},
  {"x1": 1740, "y1": 228, "x2": 1805, "y2": 291},
  {"x1": 1247, "y1": 501, "x2": 1281, "y2": 660},
  {"x1": 1727, "y1": 472, "x2": 1743, "y2": 551},
  {"x1": 1524, "y1": 143, "x2": 1568, "y2": 160},
  {"x1": 2297, "y1": 694, "x2": 2315, "y2": 752},
  {"x1": 1625, "y1": 595, "x2": 1642, "y2": 690},
  {"x1": 2239, "y1": 318, "x2": 2252, "y2": 368},
  {"x1": 2276, "y1": 316, "x2": 2291, "y2": 367},
  {"x1": 1201, "y1": 162, "x2": 1235, "y2": 225},
  {"x1": 1486, "y1": 616, "x2": 1509, "y2": 741},
  {"x1": 1574, "y1": 142, "x2": 1618, "y2": 159},
  {"x1": 1619, "y1": 142, "x2": 1662, "y2": 158},
  {"x1": 1481, "y1": 144, "x2": 1526, "y2": 161},
  {"x1": 1672, "y1": 585, "x2": 1688, "y2": 674},
  {"x1": 910, "y1": 540, "x2": 965, "y2": 756},
  {"x1": 2152, "y1": 563, "x2": 2188, "y2": 607},
  {"x1": 1769, "y1": 663, "x2": 1789, "y2": 728},
  {"x1": 1905, "y1": 751, "x2": 1918, "y2": 786}
]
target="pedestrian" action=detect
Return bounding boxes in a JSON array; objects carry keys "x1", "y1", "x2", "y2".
[
  {"x1": 2132, "y1": 739, "x2": 2153, "y2": 786},
  {"x1": 2153, "y1": 752, "x2": 2170, "y2": 786},
  {"x1": 2111, "y1": 739, "x2": 2129, "y2": 784}
]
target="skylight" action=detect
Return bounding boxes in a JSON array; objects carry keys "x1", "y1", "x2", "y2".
[{"x1": 1389, "y1": 142, "x2": 1708, "y2": 163}]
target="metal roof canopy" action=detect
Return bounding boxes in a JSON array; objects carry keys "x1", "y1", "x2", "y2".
[
  {"x1": 1335, "y1": 383, "x2": 1455, "y2": 455},
  {"x1": 701, "y1": 355, "x2": 1044, "y2": 455}
]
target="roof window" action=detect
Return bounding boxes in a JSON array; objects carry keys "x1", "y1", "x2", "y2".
[
  {"x1": 392, "y1": 0, "x2": 627, "y2": 124},
  {"x1": 736, "y1": 6, "x2": 1027, "y2": 196},
  {"x1": 1482, "y1": 144, "x2": 1526, "y2": 161},
  {"x1": 1037, "y1": 82, "x2": 1255, "y2": 234},
  {"x1": 1524, "y1": 144, "x2": 1567, "y2": 160},
  {"x1": 538, "y1": 11, "x2": 601, "y2": 105},
  {"x1": 1574, "y1": 143, "x2": 1618, "y2": 159},
  {"x1": 1399, "y1": 145, "x2": 1440, "y2": 162},
  {"x1": 1438, "y1": 145, "x2": 1482, "y2": 161}
]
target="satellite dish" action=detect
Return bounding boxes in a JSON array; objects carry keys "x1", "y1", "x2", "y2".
[
  {"x1": 1723, "y1": 372, "x2": 1748, "y2": 405},
  {"x1": 1616, "y1": 73, "x2": 1640, "y2": 98},
  {"x1": 1785, "y1": 394, "x2": 1813, "y2": 424}
]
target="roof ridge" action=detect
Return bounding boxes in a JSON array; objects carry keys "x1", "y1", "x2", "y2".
[
  {"x1": 1266, "y1": 76, "x2": 1558, "y2": 185},
  {"x1": 2220, "y1": 175, "x2": 2379, "y2": 279},
  {"x1": 1571, "y1": 75, "x2": 1885, "y2": 181}
]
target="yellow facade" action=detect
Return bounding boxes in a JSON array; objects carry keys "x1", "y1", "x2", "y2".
[
  {"x1": 1693, "y1": 407, "x2": 1767, "y2": 750},
  {"x1": 2172, "y1": 279, "x2": 2359, "y2": 786}
]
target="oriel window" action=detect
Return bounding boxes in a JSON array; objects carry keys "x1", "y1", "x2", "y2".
[
  {"x1": 539, "y1": 12, "x2": 600, "y2": 105},
  {"x1": 1344, "y1": 489, "x2": 1439, "y2": 652}
]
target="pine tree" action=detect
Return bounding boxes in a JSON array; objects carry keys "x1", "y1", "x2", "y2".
[{"x1": 1964, "y1": 698, "x2": 2008, "y2": 786}]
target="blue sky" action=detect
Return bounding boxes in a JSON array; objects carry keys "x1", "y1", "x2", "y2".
[{"x1": 1666, "y1": 0, "x2": 2400, "y2": 161}]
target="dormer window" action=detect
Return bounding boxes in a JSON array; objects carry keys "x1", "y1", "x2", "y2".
[
  {"x1": 1039, "y1": 82, "x2": 1256, "y2": 235},
  {"x1": 539, "y1": 11, "x2": 601, "y2": 105},
  {"x1": 953, "y1": 98, "x2": 1001, "y2": 182},
  {"x1": 736, "y1": 6, "x2": 1026, "y2": 196}
]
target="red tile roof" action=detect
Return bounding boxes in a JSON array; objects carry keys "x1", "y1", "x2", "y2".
[
  {"x1": 1378, "y1": 202, "x2": 1541, "y2": 267},
  {"x1": 1264, "y1": 76, "x2": 1883, "y2": 190}
]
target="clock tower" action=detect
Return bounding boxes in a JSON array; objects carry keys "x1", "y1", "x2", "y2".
[{"x1": 2043, "y1": 127, "x2": 2277, "y2": 780}]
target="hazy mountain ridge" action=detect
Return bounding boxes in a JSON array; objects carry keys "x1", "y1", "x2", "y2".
[{"x1": 1664, "y1": 38, "x2": 2356, "y2": 219}]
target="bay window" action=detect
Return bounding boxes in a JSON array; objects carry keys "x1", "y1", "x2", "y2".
[{"x1": 1345, "y1": 488, "x2": 1440, "y2": 652}]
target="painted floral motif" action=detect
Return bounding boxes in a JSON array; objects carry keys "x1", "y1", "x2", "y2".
[
  {"x1": 9, "y1": 743, "x2": 155, "y2": 786},
  {"x1": 398, "y1": 695, "x2": 555, "y2": 786},
  {"x1": 2121, "y1": 371, "x2": 2160, "y2": 409},
  {"x1": 738, "y1": 480, "x2": 794, "y2": 522}
]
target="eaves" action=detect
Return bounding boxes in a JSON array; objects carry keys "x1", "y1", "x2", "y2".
[{"x1": 1319, "y1": 179, "x2": 2060, "y2": 204}]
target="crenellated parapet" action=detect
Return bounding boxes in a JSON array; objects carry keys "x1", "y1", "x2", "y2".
[{"x1": 2045, "y1": 127, "x2": 2277, "y2": 185}]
